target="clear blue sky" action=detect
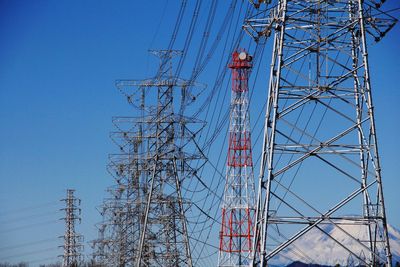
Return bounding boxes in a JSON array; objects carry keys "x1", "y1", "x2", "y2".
[{"x1": 0, "y1": 1, "x2": 399, "y2": 266}]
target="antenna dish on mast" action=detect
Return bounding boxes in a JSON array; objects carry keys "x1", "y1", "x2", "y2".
[{"x1": 239, "y1": 52, "x2": 247, "y2": 60}]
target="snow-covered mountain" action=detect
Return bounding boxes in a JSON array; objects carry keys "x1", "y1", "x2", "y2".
[{"x1": 268, "y1": 222, "x2": 400, "y2": 266}]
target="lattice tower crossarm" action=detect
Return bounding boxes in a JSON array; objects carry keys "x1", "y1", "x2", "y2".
[
  {"x1": 218, "y1": 50, "x2": 256, "y2": 267},
  {"x1": 244, "y1": 0, "x2": 397, "y2": 266},
  {"x1": 60, "y1": 189, "x2": 83, "y2": 267}
]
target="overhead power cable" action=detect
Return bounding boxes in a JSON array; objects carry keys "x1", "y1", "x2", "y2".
[
  {"x1": 0, "y1": 210, "x2": 61, "y2": 224},
  {"x1": 0, "y1": 238, "x2": 58, "y2": 252},
  {"x1": 1, "y1": 246, "x2": 60, "y2": 261},
  {"x1": 0, "y1": 219, "x2": 59, "y2": 233},
  {"x1": 0, "y1": 201, "x2": 58, "y2": 216}
]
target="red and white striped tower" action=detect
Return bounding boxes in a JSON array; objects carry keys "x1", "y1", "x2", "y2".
[{"x1": 218, "y1": 50, "x2": 256, "y2": 267}]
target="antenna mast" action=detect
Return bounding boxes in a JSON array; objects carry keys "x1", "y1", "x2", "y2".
[{"x1": 218, "y1": 50, "x2": 256, "y2": 267}]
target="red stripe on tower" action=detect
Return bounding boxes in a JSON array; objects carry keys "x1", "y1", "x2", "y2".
[{"x1": 218, "y1": 50, "x2": 256, "y2": 267}]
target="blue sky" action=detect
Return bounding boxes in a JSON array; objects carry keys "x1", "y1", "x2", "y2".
[{"x1": 0, "y1": 1, "x2": 399, "y2": 266}]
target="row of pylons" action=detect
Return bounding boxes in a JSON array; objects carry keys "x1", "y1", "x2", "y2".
[{"x1": 61, "y1": 1, "x2": 397, "y2": 267}]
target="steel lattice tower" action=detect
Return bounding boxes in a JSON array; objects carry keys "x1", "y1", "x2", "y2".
[
  {"x1": 60, "y1": 189, "x2": 83, "y2": 267},
  {"x1": 218, "y1": 50, "x2": 256, "y2": 267},
  {"x1": 93, "y1": 187, "x2": 130, "y2": 266},
  {"x1": 94, "y1": 50, "x2": 206, "y2": 267},
  {"x1": 92, "y1": 97, "x2": 146, "y2": 266},
  {"x1": 243, "y1": 0, "x2": 397, "y2": 266}
]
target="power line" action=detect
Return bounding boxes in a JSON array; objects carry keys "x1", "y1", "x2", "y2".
[
  {"x1": 1, "y1": 246, "x2": 60, "y2": 261},
  {"x1": 0, "y1": 219, "x2": 59, "y2": 233},
  {"x1": 0, "y1": 238, "x2": 58, "y2": 252},
  {"x1": 0, "y1": 210, "x2": 61, "y2": 225},
  {"x1": 0, "y1": 201, "x2": 59, "y2": 216}
]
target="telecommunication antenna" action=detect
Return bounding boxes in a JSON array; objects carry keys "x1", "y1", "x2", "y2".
[{"x1": 218, "y1": 50, "x2": 256, "y2": 267}]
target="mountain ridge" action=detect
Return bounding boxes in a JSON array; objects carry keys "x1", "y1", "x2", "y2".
[{"x1": 268, "y1": 223, "x2": 400, "y2": 266}]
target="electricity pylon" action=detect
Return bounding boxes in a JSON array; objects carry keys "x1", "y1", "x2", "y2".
[
  {"x1": 244, "y1": 1, "x2": 397, "y2": 266},
  {"x1": 60, "y1": 189, "x2": 83, "y2": 267},
  {"x1": 102, "y1": 50, "x2": 207, "y2": 267},
  {"x1": 92, "y1": 91, "x2": 148, "y2": 266},
  {"x1": 218, "y1": 50, "x2": 256, "y2": 267}
]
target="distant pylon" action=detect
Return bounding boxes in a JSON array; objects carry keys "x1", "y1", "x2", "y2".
[
  {"x1": 60, "y1": 189, "x2": 83, "y2": 267},
  {"x1": 218, "y1": 50, "x2": 256, "y2": 267}
]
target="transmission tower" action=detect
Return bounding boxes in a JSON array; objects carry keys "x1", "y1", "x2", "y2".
[
  {"x1": 92, "y1": 186, "x2": 129, "y2": 266},
  {"x1": 60, "y1": 189, "x2": 83, "y2": 267},
  {"x1": 92, "y1": 102, "x2": 147, "y2": 266},
  {"x1": 218, "y1": 50, "x2": 256, "y2": 267},
  {"x1": 91, "y1": 221, "x2": 107, "y2": 266},
  {"x1": 94, "y1": 50, "x2": 206, "y2": 267},
  {"x1": 243, "y1": 1, "x2": 397, "y2": 266}
]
